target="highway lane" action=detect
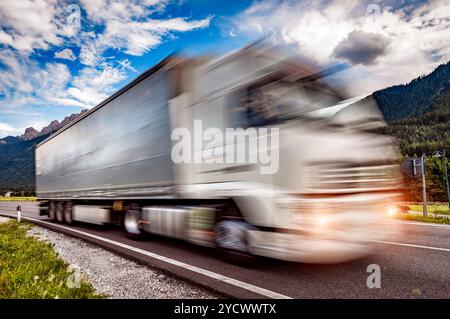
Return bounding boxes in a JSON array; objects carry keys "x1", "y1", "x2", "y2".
[{"x1": 1, "y1": 201, "x2": 450, "y2": 298}]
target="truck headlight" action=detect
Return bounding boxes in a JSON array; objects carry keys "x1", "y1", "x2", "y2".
[
  {"x1": 386, "y1": 205, "x2": 398, "y2": 217},
  {"x1": 317, "y1": 215, "x2": 329, "y2": 227}
]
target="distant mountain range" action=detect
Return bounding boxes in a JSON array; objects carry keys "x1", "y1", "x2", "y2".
[
  {"x1": 0, "y1": 110, "x2": 86, "y2": 145},
  {"x1": 0, "y1": 61, "x2": 449, "y2": 195}
]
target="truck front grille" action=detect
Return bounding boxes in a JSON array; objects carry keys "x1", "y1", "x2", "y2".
[{"x1": 307, "y1": 162, "x2": 402, "y2": 194}]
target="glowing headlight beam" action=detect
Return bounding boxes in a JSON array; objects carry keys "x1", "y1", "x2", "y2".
[{"x1": 387, "y1": 205, "x2": 398, "y2": 217}]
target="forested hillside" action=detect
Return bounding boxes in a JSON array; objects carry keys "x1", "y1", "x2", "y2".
[
  {"x1": 373, "y1": 62, "x2": 450, "y2": 202},
  {"x1": 374, "y1": 61, "x2": 450, "y2": 123},
  {"x1": 0, "y1": 134, "x2": 49, "y2": 195},
  {"x1": 382, "y1": 94, "x2": 450, "y2": 156}
]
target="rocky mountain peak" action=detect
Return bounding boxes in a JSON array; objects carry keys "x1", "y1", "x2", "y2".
[
  {"x1": 19, "y1": 127, "x2": 39, "y2": 141},
  {"x1": 40, "y1": 120, "x2": 62, "y2": 136}
]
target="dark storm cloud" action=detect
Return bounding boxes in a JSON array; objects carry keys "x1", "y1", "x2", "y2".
[{"x1": 332, "y1": 30, "x2": 390, "y2": 65}]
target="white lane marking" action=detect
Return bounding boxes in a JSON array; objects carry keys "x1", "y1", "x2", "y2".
[
  {"x1": 0, "y1": 213, "x2": 291, "y2": 299},
  {"x1": 392, "y1": 220, "x2": 450, "y2": 229},
  {"x1": 373, "y1": 240, "x2": 450, "y2": 253}
]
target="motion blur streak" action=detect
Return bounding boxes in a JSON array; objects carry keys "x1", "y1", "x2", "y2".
[{"x1": 36, "y1": 43, "x2": 404, "y2": 264}]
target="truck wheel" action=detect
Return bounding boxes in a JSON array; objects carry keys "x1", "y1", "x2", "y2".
[
  {"x1": 55, "y1": 202, "x2": 65, "y2": 223},
  {"x1": 64, "y1": 202, "x2": 74, "y2": 225},
  {"x1": 124, "y1": 208, "x2": 144, "y2": 239},
  {"x1": 48, "y1": 201, "x2": 57, "y2": 221},
  {"x1": 214, "y1": 220, "x2": 256, "y2": 265}
]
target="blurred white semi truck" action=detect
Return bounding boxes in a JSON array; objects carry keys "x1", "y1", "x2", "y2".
[{"x1": 36, "y1": 45, "x2": 403, "y2": 263}]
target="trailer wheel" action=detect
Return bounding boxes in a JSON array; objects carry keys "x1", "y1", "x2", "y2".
[
  {"x1": 48, "y1": 201, "x2": 57, "y2": 221},
  {"x1": 64, "y1": 202, "x2": 74, "y2": 225},
  {"x1": 124, "y1": 208, "x2": 144, "y2": 239},
  {"x1": 214, "y1": 220, "x2": 256, "y2": 266},
  {"x1": 55, "y1": 202, "x2": 65, "y2": 223}
]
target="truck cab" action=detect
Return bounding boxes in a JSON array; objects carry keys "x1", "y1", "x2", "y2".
[{"x1": 170, "y1": 45, "x2": 403, "y2": 262}]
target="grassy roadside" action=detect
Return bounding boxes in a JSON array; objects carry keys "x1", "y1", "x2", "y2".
[
  {"x1": 0, "y1": 197, "x2": 37, "y2": 202},
  {"x1": 396, "y1": 213, "x2": 450, "y2": 225},
  {"x1": 408, "y1": 204, "x2": 450, "y2": 216},
  {"x1": 0, "y1": 220, "x2": 102, "y2": 299}
]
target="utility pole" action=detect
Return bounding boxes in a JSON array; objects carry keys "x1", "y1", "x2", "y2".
[{"x1": 421, "y1": 153, "x2": 428, "y2": 217}]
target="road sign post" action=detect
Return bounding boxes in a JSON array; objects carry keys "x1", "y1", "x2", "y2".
[{"x1": 402, "y1": 156, "x2": 428, "y2": 216}]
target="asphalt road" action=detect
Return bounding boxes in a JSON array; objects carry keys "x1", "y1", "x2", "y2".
[{"x1": 1, "y1": 201, "x2": 450, "y2": 299}]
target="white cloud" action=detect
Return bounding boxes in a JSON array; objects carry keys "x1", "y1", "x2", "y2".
[
  {"x1": 79, "y1": 37, "x2": 104, "y2": 66},
  {"x1": 0, "y1": 49, "x2": 42, "y2": 97},
  {"x1": 66, "y1": 87, "x2": 108, "y2": 107},
  {"x1": 0, "y1": 48, "x2": 85, "y2": 109},
  {"x1": 118, "y1": 59, "x2": 138, "y2": 73},
  {"x1": 0, "y1": 0, "x2": 70, "y2": 52},
  {"x1": 0, "y1": 30, "x2": 14, "y2": 46},
  {"x1": 69, "y1": 63, "x2": 128, "y2": 107},
  {"x1": 0, "y1": 47, "x2": 124, "y2": 110},
  {"x1": 230, "y1": 0, "x2": 450, "y2": 95},
  {"x1": 0, "y1": 122, "x2": 21, "y2": 137},
  {"x1": 54, "y1": 48, "x2": 77, "y2": 61},
  {"x1": 80, "y1": 0, "x2": 168, "y2": 23},
  {"x1": 77, "y1": 0, "x2": 211, "y2": 61}
]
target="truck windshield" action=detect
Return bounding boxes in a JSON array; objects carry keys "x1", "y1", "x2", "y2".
[{"x1": 236, "y1": 78, "x2": 340, "y2": 127}]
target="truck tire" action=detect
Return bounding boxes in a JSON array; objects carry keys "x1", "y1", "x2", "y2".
[
  {"x1": 55, "y1": 202, "x2": 65, "y2": 223},
  {"x1": 124, "y1": 208, "x2": 144, "y2": 240},
  {"x1": 48, "y1": 201, "x2": 57, "y2": 221},
  {"x1": 64, "y1": 202, "x2": 74, "y2": 225},
  {"x1": 214, "y1": 220, "x2": 256, "y2": 266}
]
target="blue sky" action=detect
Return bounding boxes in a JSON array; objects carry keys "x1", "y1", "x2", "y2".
[{"x1": 0, "y1": 0, "x2": 449, "y2": 138}]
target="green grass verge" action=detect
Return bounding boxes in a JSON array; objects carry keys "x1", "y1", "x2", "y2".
[
  {"x1": 0, "y1": 197, "x2": 37, "y2": 202},
  {"x1": 397, "y1": 213, "x2": 450, "y2": 225},
  {"x1": 409, "y1": 204, "x2": 450, "y2": 216},
  {"x1": 0, "y1": 220, "x2": 103, "y2": 299}
]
